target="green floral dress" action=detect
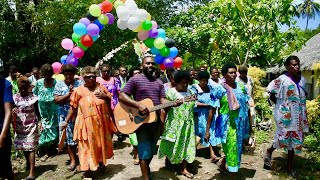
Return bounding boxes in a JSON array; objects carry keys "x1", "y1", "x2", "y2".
[
  {"x1": 33, "y1": 78, "x2": 58, "y2": 147},
  {"x1": 158, "y1": 88, "x2": 196, "y2": 164}
]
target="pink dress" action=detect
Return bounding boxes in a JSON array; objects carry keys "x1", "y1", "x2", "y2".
[{"x1": 13, "y1": 93, "x2": 39, "y2": 151}]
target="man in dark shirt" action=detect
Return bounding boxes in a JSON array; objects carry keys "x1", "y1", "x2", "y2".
[
  {"x1": 119, "y1": 55, "x2": 170, "y2": 180},
  {"x1": 0, "y1": 67, "x2": 14, "y2": 180}
]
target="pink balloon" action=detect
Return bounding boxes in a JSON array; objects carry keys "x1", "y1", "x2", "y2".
[
  {"x1": 61, "y1": 38, "x2": 74, "y2": 50},
  {"x1": 138, "y1": 31, "x2": 149, "y2": 41},
  {"x1": 52, "y1": 62, "x2": 62, "y2": 74},
  {"x1": 151, "y1": 21, "x2": 158, "y2": 29},
  {"x1": 72, "y1": 46, "x2": 85, "y2": 58}
]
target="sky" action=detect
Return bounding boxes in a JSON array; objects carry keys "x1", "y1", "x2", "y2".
[{"x1": 280, "y1": 0, "x2": 320, "y2": 31}]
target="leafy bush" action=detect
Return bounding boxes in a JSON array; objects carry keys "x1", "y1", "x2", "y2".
[
  {"x1": 248, "y1": 67, "x2": 272, "y2": 123},
  {"x1": 305, "y1": 97, "x2": 320, "y2": 152}
]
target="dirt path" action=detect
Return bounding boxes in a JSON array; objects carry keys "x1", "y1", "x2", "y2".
[{"x1": 12, "y1": 137, "x2": 296, "y2": 180}]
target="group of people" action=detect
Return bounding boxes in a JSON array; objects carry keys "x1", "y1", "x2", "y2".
[{"x1": 0, "y1": 54, "x2": 308, "y2": 180}]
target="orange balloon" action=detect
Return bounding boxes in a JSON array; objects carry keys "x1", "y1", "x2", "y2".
[
  {"x1": 101, "y1": 1, "x2": 113, "y2": 12},
  {"x1": 173, "y1": 57, "x2": 183, "y2": 68}
]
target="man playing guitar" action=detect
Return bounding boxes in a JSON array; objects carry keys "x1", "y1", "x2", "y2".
[{"x1": 119, "y1": 55, "x2": 170, "y2": 180}]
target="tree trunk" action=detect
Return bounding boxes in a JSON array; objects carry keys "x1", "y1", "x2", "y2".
[{"x1": 306, "y1": 15, "x2": 309, "y2": 30}]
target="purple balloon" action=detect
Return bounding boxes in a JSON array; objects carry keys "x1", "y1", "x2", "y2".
[
  {"x1": 163, "y1": 57, "x2": 174, "y2": 67},
  {"x1": 106, "y1": 13, "x2": 115, "y2": 24},
  {"x1": 79, "y1": 18, "x2": 91, "y2": 27},
  {"x1": 87, "y1": 23, "x2": 100, "y2": 36},
  {"x1": 66, "y1": 55, "x2": 79, "y2": 66},
  {"x1": 154, "y1": 54, "x2": 165, "y2": 64},
  {"x1": 149, "y1": 28, "x2": 159, "y2": 38}
]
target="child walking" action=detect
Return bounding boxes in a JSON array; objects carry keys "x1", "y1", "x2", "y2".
[{"x1": 13, "y1": 77, "x2": 39, "y2": 180}]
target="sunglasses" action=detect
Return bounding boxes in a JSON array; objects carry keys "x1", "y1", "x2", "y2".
[{"x1": 84, "y1": 75, "x2": 96, "y2": 79}]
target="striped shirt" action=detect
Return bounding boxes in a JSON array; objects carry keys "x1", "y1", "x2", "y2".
[{"x1": 121, "y1": 74, "x2": 165, "y2": 105}]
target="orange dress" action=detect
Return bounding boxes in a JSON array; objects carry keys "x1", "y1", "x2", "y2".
[{"x1": 70, "y1": 84, "x2": 116, "y2": 171}]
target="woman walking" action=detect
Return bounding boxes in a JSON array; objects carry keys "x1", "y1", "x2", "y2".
[
  {"x1": 189, "y1": 71, "x2": 223, "y2": 163},
  {"x1": 206, "y1": 62, "x2": 249, "y2": 173},
  {"x1": 264, "y1": 56, "x2": 308, "y2": 178},
  {"x1": 33, "y1": 64, "x2": 58, "y2": 161},
  {"x1": 158, "y1": 70, "x2": 196, "y2": 179},
  {"x1": 54, "y1": 64, "x2": 83, "y2": 171},
  {"x1": 63, "y1": 66, "x2": 116, "y2": 177}
]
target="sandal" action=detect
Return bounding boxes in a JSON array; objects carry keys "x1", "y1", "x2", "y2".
[
  {"x1": 25, "y1": 176, "x2": 36, "y2": 180},
  {"x1": 288, "y1": 169, "x2": 297, "y2": 178},
  {"x1": 40, "y1": 154, "x2": 49, "y2": 162},
  {"x1": 133, "y1": 158, "x2": 139, "y2": 165},
  {"x1": 67, "y1": 164, "x2": 77, "y2": 171},
  {"x1": 211, "y1": 157, "x2": 220, "y2": 164},
  {"x1": 179, "y1": 172, "x2": 194, "y2": 179},
  {"x1": 263, "y1": 151, "x2": 272, "y2": 170},
  {"x1": 216, "y1": 158, "x2": 227, "y2": 174}
]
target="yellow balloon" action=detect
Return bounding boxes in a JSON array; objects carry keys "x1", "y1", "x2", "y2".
[
  {"x1": 52, "y1": 74, "x2": 65, "y2": 81},
  {"x1": 133, "y1": 24, "x2": 142, "y2": 32},
  {"x1": 147, "y1": 13, "x2": 151, "y2": 21}
]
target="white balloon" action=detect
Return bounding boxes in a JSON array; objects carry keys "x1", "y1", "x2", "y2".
[
  {"x1": 116, "y1": 6, "x2": 130, "y2": 21},
  {"x1": 127, "y1": 17, "x2": 140, "y2": 30},
  {"x1": 135, "y1": 9, "x2": 149, "y2": 21},
  {"x1": 125, "y1": 1, "x2": 138, "y2": 10},
  {"x1": 117, "y1": 19, "x2": 128, "y2": 30}
]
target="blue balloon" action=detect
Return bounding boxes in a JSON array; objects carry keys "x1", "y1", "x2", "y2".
[
  {"x1": 157, "y1": 29, "x2": 166, "y2": 38},
  {"x1": 155, "y1": 54, "x2": 165, "y2": 64},
  {"x1": 94, "y1": 20, "x2": 104, "y2": 31},
  {"x1": 60, "y1": 55, "x2": 68, "y2": 64},
  {"x1": 73, "y1": 23, "x2": 87, "y2": 36},
  {"x1": 151, "y1": 47, "x2": 160, "y2": 55},
  {"x1": 169, "y1": 47, "x2": 178, "y2": 58},
  {"x1": 92, "y1": 35, "x2": 100, "y2": 42}
]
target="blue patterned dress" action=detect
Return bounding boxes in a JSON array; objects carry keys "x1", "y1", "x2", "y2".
[
  {"x1": 189, "y1": 84, "x2": 223, "y2": 147},
  {"x1": 53, "y1": 79, "x2": 83, "y2": 146}
]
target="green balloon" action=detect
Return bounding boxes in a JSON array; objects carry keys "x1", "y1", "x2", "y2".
[
  {"x1": 154, "y1": 38, "x2": 165, "y2": 49},
  {"x1": 89, "y1": 4, "x2": 101, "y2": 17},
  {"x1": 77, "y1": 42, "x2": 88, "y2": 51},
  {"x1": 114, "y1": 0, "x2": 124, "y2": 9},
  {"x1": 72, "y1": 33, "x2": 82, "y2": 43},
  {"x1": 142, "y1": 20, "x2": 152, "y2": 31},
  {"x1": 144, "y1": 38, "x2": 155, "y2": 48},
  {"x1": 109, "y1": 0, "x2": 115, "y2": 2},
  {"x1": 160, "y1": 47, "x2": 170, "y2": 57},
  {"x1": 98, "y1": 14, "x2": 109, "y2": 25}
]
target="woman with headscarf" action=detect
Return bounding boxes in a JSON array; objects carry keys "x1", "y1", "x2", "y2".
[{"x1": 206, "y1": 62, "x2": 249, "y2": 174}]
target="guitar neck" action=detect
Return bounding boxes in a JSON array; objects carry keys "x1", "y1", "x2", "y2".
[{"x1": 149, "y1": 101, "x2": 176, "y2": 112}]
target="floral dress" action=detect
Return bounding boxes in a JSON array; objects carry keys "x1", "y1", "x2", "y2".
[
  {"x1": 70, "y1": 84, "x2": 117, "y2": 171},
  {"x1": 33, "y1": 78, "x2": 58, "y2": 147},
  {"x1": 53, "y1": 79, "x2": 83, "y2": 146},
  {"x1": 158, "y1": 88, "x2": 196, "y2": 164},
  {"x1": 267, "y1": 74, "x2": 308, "y2": 153},
  {"x1": 215, "y1": 82, "x2": 249, "y2": 172},
  {"x1": 13, "y1": 93, "x2": 39, "y2": 151},
  {"x1": 189, "y1": 84, "x2": 223, "y2": 147}
]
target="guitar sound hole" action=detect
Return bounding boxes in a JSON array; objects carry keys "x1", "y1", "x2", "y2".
[{"x1": 134, "y1": 116, "x2": 145, "y2": 124}]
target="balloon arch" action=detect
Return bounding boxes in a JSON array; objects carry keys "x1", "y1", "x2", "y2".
[{"x1": 52, "y1": 0, "x2": 183, "y2": 74}]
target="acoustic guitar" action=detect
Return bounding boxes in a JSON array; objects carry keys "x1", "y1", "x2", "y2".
[{"x1": 114, "y1": 95, "x2": 197, "y2": 134}]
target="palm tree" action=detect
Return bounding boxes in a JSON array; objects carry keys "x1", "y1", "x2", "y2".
[{"x1": 297, "y1": 0, "x2": 320, "y2": 30}]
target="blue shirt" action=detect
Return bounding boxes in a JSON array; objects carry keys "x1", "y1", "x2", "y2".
[{"x1": 0, "y1": 78, "x2": 13, "y2": 130}]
